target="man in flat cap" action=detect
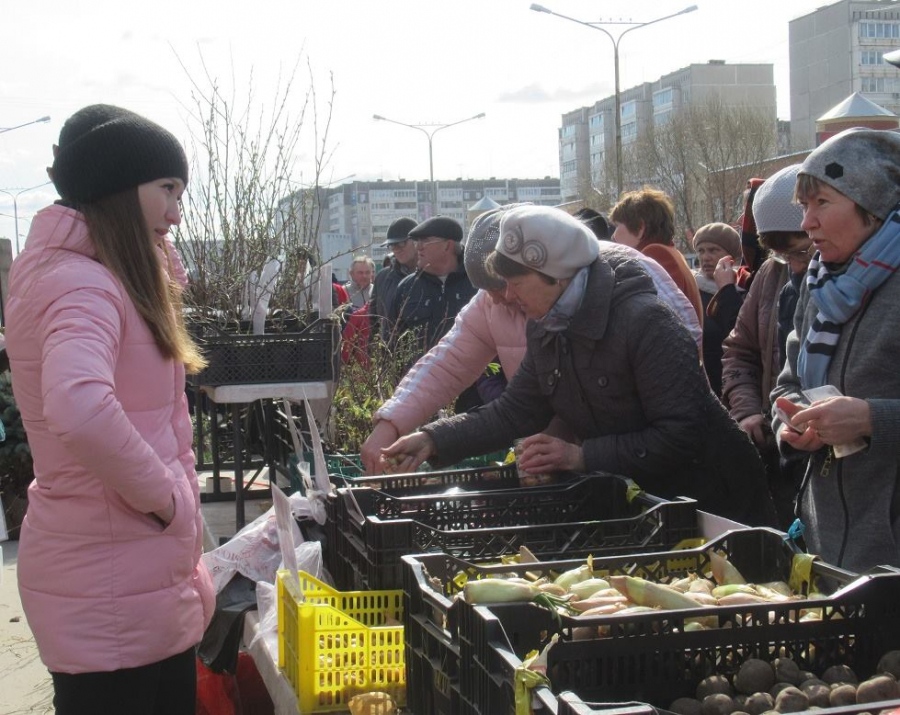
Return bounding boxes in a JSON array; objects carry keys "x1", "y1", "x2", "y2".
[
  {"x1": 369, "y1": 217, "x2": 419, "y2": 341},
  {"x1": 388, "y1": 215, "x2": 476, "y2": 357}
]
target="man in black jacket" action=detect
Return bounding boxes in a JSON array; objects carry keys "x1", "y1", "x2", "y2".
[
  {"x1": 370, "y1": 217, "x2": 418, "y2": 341},
  {"x1": 389, "y1": 216, "x2": 476, "y2": 356}
]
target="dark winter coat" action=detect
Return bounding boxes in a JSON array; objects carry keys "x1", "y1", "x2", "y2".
[
  {"x1": 369, "y1": 258, "x2": 412, "y2": 341},
  {"x1": 389, "y1": 260, "x2": 477, "y2": 356},
  {"x1": 423, "y1": 248, "x2": 778, "y2": 527}
]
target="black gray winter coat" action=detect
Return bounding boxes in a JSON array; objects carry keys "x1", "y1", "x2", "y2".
[{"x1": 423, "y1": 248, "x2": 778, "y2": 527}]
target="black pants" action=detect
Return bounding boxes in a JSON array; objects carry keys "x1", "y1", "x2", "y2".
[{"x1": 51, "y1": 646, "x2": 196, "y2": 715}]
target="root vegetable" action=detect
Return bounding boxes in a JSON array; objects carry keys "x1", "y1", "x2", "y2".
[
  {"x1": 464, "y1": 579, "x2": 537, "y2": 604},
  {"x1": 671, "y1": 574, "x2": 698, "y2": 592},
  {"x1": 796, "y1": 670, "x2": 817, "y2": 685},
  {"x1": 701, "y1": 693, "x2": 735, "y2": 715},
  {"x1": 717, "y1": 593, "x2": 770, "y2": 607},
  {"x1": 686, "y1": 592, "x2": 719, "y2": 606},
  {"x1": 856, "y1": 675, "x2": 900, "y2": 704},
  {"x1": 572, "y1": 625, "x2": 599, "y2": 640},
  {"x1": 773, "y1": 658, "x2": 801, "y2": 685},
  {"x1": 745, "y1": 692, "x2": 775, "y2": 715},
  {"x1": 759, "y1": 581, "x2": 793, "y2": 597},
  {"x1": 770, "y1": 683, "x2": 795, "y2": 699},
  {"x1": 570, "y1": 595, "x2": 629, "y2": 612},
  {"x1": 554, "y1": 564, "x2": 593, "y2": 590},
  {"x1": 829, "y1": 684, "x2": 857, "y2": 707},
  {"x1": 822, "y1": 665, "x2": 858, "y2": 686},
  {"x1": 712, "y1": 584, "x2": 758, "y2": 598},
  {"x1": 690, "y1": 579, "x2": 716, "y2": 594},
  {"x1": 709, "y1": 552, "x2": 747, "y2": 585},
  {"x1": 697, "y1": 675, "x2": 734, "y2": 700},
  {"x1": 580, "y1": 604, "x2": 624, "y2": 616},
  {"x1": 735, "y1": 659, "x2": 776, "y2": 695},
  {"x1": 774, "y1": 686, "x2": 809, "y2": 713},
  {"x1": 878, "y1": 651, "x2": 900, "y2": 680},
  {"x1": 537, "y1": 583, "x2": 568, "y2": 597},
  {"x1": 610, "y1": 575, "x2": 704, "y2": 611},
  {"x1": 802, "y1": 682, "x2": 831, "y2": 707},
  {"x1": 567, "y1": 578, "x2": 612, "y2": 600}
]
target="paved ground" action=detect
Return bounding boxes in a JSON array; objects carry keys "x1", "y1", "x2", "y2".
[{"x1": 0, "y1": 471, "x2": 270, "y2": 714}]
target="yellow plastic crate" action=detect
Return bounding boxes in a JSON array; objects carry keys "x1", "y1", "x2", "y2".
[{"x1": 276, "y1": 570, "x2": 405, "y2": 713}]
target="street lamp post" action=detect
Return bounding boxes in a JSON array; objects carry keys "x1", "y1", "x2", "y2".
[
  {"x1": 0, "y1": 115, "x2": 51, "y2": 135},
  {"x1": 372, "y1": 113, "x2": 486, "y2": 213},
  {"x1": 0, "y1": 182, "x2": 53, "y2": 253},
  {"x1": 530, "y1": 4, "x2": 697, "y2": 199}
]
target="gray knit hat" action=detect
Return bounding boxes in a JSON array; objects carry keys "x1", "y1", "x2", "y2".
[
  {"x1": 799, "y1": 127, "x2": 900, "y2": 220},
  {"x1": 753, "y1": 164, "x2": 804, "y2": 234},
  {"x1": 464, "y1": 203, "x2": 531, "y2": 290},
  {"x1": 497, "y1": 205, "x2": 599, "y2": 280}
]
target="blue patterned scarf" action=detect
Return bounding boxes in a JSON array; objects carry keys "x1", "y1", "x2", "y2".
[
  {"x1": 539, "y1": 267, "x2": 590, "y2": 333},
  {"x1": 798, "y1": 208, "x2": 900, "y2": 388}
]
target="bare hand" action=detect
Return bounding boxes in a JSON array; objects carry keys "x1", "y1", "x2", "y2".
[
  {"x1": 775, "y1": 396, "x2": 825, "y2": 452},
  {"x1": 381, "y1": 431, "x2": 436, "y2": 474},
  {"x1": 738, "y1": 413, "x2": 767, "y2": 447},
  {"x1": 361, "y1": 421, "x2": 400, "y2": 475},
  {"x1": 152, "y1": 495, "x2": 176, "y2": 526},
  {"x1": 793, "y1": 396, "x2": 872, "y2": 447},
  {"x1": 517, "y1": 434, "x2": 585, "y2": 474},
  {"x1": 713, "y1": 257, "x2": 738, "y2": 289}
]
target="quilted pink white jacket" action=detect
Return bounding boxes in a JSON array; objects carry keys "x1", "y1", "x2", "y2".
[
  {"x1": 5, "y1": 204, "x2": 214, "y2": 674},
  {"x1": 376, "y1": 244, "x2": 702, "y2": 434}
]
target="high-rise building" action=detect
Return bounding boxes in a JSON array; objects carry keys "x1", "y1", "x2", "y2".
[
  {"x1": 559, "y1": 61, "x2": 777, "y2": 202},
  {"x1": 280, "y1": 178, "x2": 562, "y2": 279},
  {"x1": 790, "y1": 0, "x2": 900, "y2": 151}
]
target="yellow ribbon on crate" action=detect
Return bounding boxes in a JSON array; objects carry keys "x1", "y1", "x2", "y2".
[
  {"x1": 789, "y1": 551, "x2": 819, "y2": 595},
  {"x1": 515, "y1": 650, "x2": 551, "y2": 715}
]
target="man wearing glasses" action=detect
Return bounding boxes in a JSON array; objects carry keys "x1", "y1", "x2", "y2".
[
  {"x1": 370, "y1": 217, "x2": 419, "y2": 340},
  {"x1": 388, "y1": 215, "x2": 476, "y2": 358}
]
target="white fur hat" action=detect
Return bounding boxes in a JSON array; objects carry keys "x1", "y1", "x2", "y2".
[{"x1": 496, "y1": 206, "x2": 599, "y2": 280}]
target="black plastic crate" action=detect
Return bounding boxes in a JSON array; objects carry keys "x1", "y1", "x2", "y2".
[
  {"x1": 187, "y1": 318, "x2": 338, "y2": 386},
  {"x1": 406, "y1": 617, "x2": 463, "y2": 715},
  {"x1": 442, "y1": 528, "x2": 900, "y2": 715},
  {"x1": 552, "y1": 693, "x2": 900, "y2": 715}
]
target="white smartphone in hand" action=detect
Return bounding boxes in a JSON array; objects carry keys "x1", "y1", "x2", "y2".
[{"x1": 773, "y1": 403, "x2": 804, "y2": 434}]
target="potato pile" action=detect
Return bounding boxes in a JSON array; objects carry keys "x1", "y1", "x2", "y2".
[{"x1": 670, "y1": 651, "x2": 900, "y2": 715}]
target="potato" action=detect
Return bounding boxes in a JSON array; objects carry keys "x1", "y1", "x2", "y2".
[
  {"x1": 701, "y1": 693, "x2": 736, "y2": 715},
  {"x1": 773, "y1": 658, "x2": 801, "y2": 685},
  {"x1": 775, "y1": 686, "x2": 809, "y2": 713},
  {"x1": 736, "y1": 660, "x2": 777, "y2": 695},
  {"x1": 797, "y1": 670, "x2": 817, "y2": 684},
  {"x1": 770, "y1": 683, "x2": 795, "y2": 699},
  {"x1": 828, "y1": 683, "x2": 857, "y2": 707},
  {"x1": 697, "y1": 675, "x2": 734, "y2": 700},
  {"x1": 822, "y1": 664, "x2": 858, "y2": 685},
  {"x1": 670, "y1": 697, "x2": 703, "y2": 715},
  {"x1": 878, "y1": 651, "x2": 900, "y2": 680},
  {"x1": 802, "y1": 682, "x2": 831, "y2": 707},
  {"x1": 856, "y1": 675, "x2": 900, "y2": 704},
  {"x1": 745, "y1": 692, "x2": 775, "y2": 715}
]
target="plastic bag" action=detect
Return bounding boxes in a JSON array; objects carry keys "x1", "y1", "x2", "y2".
[{"x1": 202, "y1": 489, "x2": 325, "y2": 593}]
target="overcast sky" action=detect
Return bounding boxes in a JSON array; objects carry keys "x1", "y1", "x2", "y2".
[{"x1": 1, "y1": 0, "x2": 833, "y2": 250}]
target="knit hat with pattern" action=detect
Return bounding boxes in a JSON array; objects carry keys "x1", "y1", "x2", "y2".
[
  {"x1": 52, "y1": 104, "x2": 188, "y2": 204},
  {"x1": 496, "y1": 205, "x2": 599, "y2": 281},
  {"x1": 752, "y1": 164, "x2": 804, "y2": 234},
  {"x1": 799, "y1": 127, "x2": 900, "y2": 220},
  {"x1": 465, "y1": 203, "x2": 532, "y2": 290}
]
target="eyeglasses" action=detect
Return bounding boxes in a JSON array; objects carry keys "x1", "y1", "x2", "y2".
[{"x1": 772, "y1": 245, "x2": 815, "y2": 263}]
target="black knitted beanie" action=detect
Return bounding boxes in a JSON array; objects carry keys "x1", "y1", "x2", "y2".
[{"x1": 51, "y1": 104, "x2": 189, "y2": 203}]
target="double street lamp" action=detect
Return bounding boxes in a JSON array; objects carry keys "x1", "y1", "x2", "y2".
[
  {"x1": 530, "y1": 4, "x2": 698, "y2": 199},
  {"x1": 372, "y1": 112, "x2": 486, "y2": 212},
  {"x1": 0, "y1": 182, "x2": 52, "y2": 253},
  {"x1": 0, "y1": 115, "x2": 51, "y2": 135}
]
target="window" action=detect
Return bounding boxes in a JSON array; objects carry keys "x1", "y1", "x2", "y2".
[
  {"x1": 862, "y1": 49, "x2": 885, "y2": 65},
  {"x1": 590, "y1": 134, "x2": 603, "y2": 147},
  {"x1": 653, "y1": 88, "x2": 674, "y2": 109},
  {"x1": 859, "y1": 21, "x2": 900, "y2": 39},
  {"x1": 862, "y1": 77, "x2": 886, "y2": 92},
  {"x1": 562, "y1": 160, "x2": 577, "y2": 173},
  {"x1": 655, "y1": 110, "x2": 672, "y2": 126},
  {"x1": 562, "y1": 124, "x2": 578, "y2": 137},
  {"x1": 589, "y1": 114, "x2": 603, "y2": 130},
  {"x1": 620, "y1": 101, "x2": 636, "y2": 120},
  {"x1": 540, "y1": 188, "x2": 559, "y2": 196},
  {"x1": 393, "y1": 190, "x2": 416, "y2": 198},
  {"x1": 621, "y1": 121, "x2": 638, "y2": 145}
]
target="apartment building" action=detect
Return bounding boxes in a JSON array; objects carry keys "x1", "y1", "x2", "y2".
[
  {"x1": 790, "y1": 0, "x2": 900, "y2": 150},
  {"x1": 559, "y1": 61, "x2": 777, "y2": 201}
]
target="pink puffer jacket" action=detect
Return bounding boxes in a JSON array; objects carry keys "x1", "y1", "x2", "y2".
[{"x1": 5, "y1": 205, "x2": 214, "y2": 674}]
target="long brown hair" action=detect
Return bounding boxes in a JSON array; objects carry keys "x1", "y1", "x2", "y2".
[{"x1": 79, "y1": 189, "x2": 207, "y2": 373}]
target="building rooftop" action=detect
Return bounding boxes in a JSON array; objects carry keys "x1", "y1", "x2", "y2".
[{"x1": 817, "y1": 92, "x2": 897, "y2": 122}]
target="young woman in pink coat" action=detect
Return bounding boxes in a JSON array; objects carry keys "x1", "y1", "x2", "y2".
[{"x1": 5, "y1": 105, "x2": 214, "y2": 715}]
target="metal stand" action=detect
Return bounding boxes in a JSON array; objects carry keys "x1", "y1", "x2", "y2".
[{"x1": 198, "y1": 382, "x2": 328, "y2": 529}]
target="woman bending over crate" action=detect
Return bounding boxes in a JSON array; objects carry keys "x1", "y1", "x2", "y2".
[
  {"x1": 381, "y1": 205, "x2": 778, "y2": 528},
  {"x1": 5, "y1": 105, "x2": 214, "y2": 715}
]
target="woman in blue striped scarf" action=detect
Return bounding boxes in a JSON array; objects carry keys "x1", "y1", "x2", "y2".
[{"x1": 772, "y1": 127, "x2": 900, "y2": 572}]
